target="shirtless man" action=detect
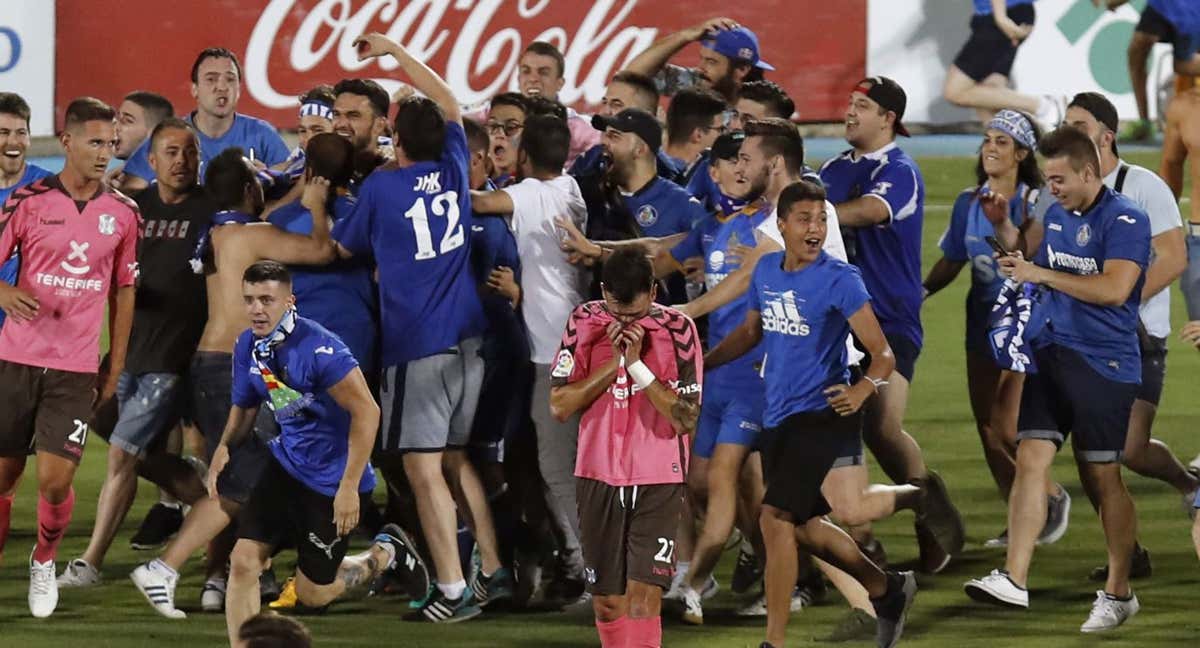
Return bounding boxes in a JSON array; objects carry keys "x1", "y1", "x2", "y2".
[
  {"x1": 131, "y1": 145, "x2": 338, "y2": 618},
  {"x1": 1161, "y1": 74, "x2": 1200, "y2": 322}
]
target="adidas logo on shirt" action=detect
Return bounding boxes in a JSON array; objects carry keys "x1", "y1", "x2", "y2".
[{"x1": 761, "y1": 290, "x2": 811, "y2": 336}]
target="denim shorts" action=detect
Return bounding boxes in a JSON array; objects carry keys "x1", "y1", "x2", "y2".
[{"x1": 110, "y1": 372, "x2": 186, "y2": 457}]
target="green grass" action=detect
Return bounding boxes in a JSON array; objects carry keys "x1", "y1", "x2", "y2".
[{"x1": 4, "y1": 153, "x2": 1200, "y2": 646}]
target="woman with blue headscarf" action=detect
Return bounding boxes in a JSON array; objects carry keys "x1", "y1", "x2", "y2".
[{"x1": 922, "y1": 109, "x2": 1067, "y2": 547}]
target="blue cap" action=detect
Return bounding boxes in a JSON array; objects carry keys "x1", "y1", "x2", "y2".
[{"x1": 701, "y1": 26, "x2": 774, "y2": 71}]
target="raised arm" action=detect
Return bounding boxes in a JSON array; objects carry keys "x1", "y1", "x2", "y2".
[
  {"x1": 623, "y1": 18, "x2": 738, "y2": 78},
  {"x1": 354, "y1": 32, "x2": 462, "y2": 124}
]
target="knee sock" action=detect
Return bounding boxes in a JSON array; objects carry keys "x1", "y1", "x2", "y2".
[
  {"x1": 627, "y1": 615, "x2": 662, "y2": 648},
  {"x1": 33, "y1": 488, "x2": 74, "y2": 563},
  {"x1": 0, "y1": 494, "x2": 13, "y2": 559},
  {"x1": 596, "y1": 616, "x2": 630, "y2": 648}
]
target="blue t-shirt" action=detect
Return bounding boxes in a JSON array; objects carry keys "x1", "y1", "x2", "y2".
[
  {"x1": 819, "y1": 143, "x2": 925, "y2": 347},
  {"x1": 0, "y1": 164, "x2": 54, "y2": 328},
  {"x1": 267, "y1": 196, "x2": 379, "y2": 378},
  {"x1": 1149, "y1": 0, "x2": 1200, "y2": 36},
  {"x1": 751, "y1": 251, "x2": 872, "y2": 427},
  {"x1": 568, "y1": 144, "x2": 685, "y2": 185},
  {"x1": 123, "y1": 112, "x2": 289, "y2": 182},
  {"x1": 231, "y1": 316, "x2": 376, "y2": 497},
  {"x1": 1034, "y1": 187, "x2": 1150, "y2": 383},
  {"x1": 973, "y1": 0, "x2": 1034, "y2": 15},
  {"x1": 332, "y1": 122, "x2": 485, "y2": 366},
  {"x1": 939, "y1": 183, "x2": 1036, "y2": 327},
  {"x1": 621, "y1": 175, "x2": 706, "y2": 238},
  {"x1": 470, "y1": 209, "x2": 529, "y2": 361},
  {"x1": 671, "y1": 198, "x2": 772, "y2": 388}
]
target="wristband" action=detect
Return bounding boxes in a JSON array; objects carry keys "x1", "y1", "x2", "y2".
[
  {"x1": 627, "y1": 360, "x2": 656, "y2": 389},
  {"x1": 866, "y1": 376, "x2": 889, "y2": 393}
]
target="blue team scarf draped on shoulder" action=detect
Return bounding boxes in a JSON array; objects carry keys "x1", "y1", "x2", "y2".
[
  {"x1": 190, "y1": 210, "x2": 258, "y2": 274},
  {"x1": 987, "y1": 278, "x2": 1047, "y2": 373}
]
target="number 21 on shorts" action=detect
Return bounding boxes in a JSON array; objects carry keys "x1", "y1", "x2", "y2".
[
  {"x1": 68, "y1": 419, "x2": 88, "y2": 446},
  {"x1": 654, "y1": 537, "x2": 676, "y2": 563}
]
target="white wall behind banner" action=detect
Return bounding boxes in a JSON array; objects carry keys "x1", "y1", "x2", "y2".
[
  {"x1": 0, "y1": 0, "x2": 55, "y2": 136},
  {"x1": 867, "y1": 0, "x2": 1172, "y2": 124}
]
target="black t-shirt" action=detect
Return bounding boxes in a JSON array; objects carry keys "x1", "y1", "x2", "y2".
[{"x1": 126, "y1": 185, "x2": 213, "y2": 374}]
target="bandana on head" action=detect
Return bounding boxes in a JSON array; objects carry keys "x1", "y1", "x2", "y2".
[
  {"x1": 988, "y1": 109, "x2": 1037, "y2": 151},
  {"x1": 299, "y1": 101, "x2": 333, "y2": 120},
  {"x1": 987, "y1": 278, "x2": 1047, "y2": 373},
  {"x1": 252, "y1": 307, "x2": 314, "y2": 422},
  {"x1": 189, "y1": 210, "x2": 258, "y2": 274}
]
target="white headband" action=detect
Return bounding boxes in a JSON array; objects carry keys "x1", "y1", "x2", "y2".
[{"x1": 299, "y1": 101, "x2": 332, "y2": 120}]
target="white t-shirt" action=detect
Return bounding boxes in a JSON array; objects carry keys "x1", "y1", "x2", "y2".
[
  {"x1": 502, "y1": 175, "x2": 590, "y2": 364},
  {"x1": 1103, "y1": 161, "x2": 1183, "y2": 338},
  {"x1": 755, "y1": 200, "x2": 864, "y2": 365}
]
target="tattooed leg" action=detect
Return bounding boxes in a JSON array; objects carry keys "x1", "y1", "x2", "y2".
[{"x1": 295, "y1": 543, "x2": 393, "y2": 607}]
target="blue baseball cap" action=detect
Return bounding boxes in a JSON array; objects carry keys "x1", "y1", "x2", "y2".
[{"x1": 701, "y1": 26, "x2": 774, "y2": 71}]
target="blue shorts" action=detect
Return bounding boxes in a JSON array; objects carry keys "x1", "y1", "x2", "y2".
[
  {"x1": 1181, "y1": 227, "x2": 1200, "y2": 320},
  {"x1": 1016, "y1": 345, "x2": 1137, "y2": 464},
  {"x1": 1138, "y1": 3, "x2": 1200, "y2": 61},
  {"x1": 110, "y1": 372, "x2": 186, "y2": 457},
  {"x1": 694, "y1": 383, "x2": 764, "y2": 459}
]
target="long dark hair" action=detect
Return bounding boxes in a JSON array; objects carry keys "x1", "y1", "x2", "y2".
[{"x1": 974, "y1": 111, "x2": 1044, "y2": 191}]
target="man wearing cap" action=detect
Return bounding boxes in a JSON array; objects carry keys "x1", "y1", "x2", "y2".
[
  {"x1": 1061, "y1": 92, "x2": 1194, "y2": 582},
  {"x1": 820, "y1": 76, "x2": 965, "y2": 574},
  {"x1": 624, "y1": 18, "x2": 773, "y2": 103}
]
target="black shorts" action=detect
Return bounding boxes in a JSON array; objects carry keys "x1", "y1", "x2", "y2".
[
  {"x1": 191, "y1": 352, "x2": 276, "y2": 504},
  {"x1": 0, "y1": 360, "x2": 96, "y2": 463},
  {"x1": 576, "y1": 478, "x2": 684, "y2": 596},
  {"x1": 238, "y1": 455, "x2": 370, "y2": 586},
  {"x1": 761, "y1": 409, "x2": 863, "y2": 523},
  {"x1": 1138, "y1": 4, "x2": 1200, "y2": 61},
  {"x1": 468, "y1": 348, "x2": 533, "y2": 464},
  {"x1": 952, "y1": 3, "x2": 1036, "y2": 81},
  {"x1": 858, "y1": 332, "x2": 921, "y2": 383},
  {"x1": 1137, "y1": 335, "x2": 1167, "y2": 406},
  {"x1": 1016, "y1": 345, "x2": 1137, "y2": 463}
]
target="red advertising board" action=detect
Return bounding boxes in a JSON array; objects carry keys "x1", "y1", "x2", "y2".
[{"x1": 55, "y1": 0, "x2": 865, "y2": 129}]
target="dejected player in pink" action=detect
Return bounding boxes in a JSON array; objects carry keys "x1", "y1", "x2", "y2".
[
  {"x1": 549, "y1": 245, "x2": 702, "y2": 648},
  {"x1": 0, "y1": 97, "x2": 140, "y2": 618}
]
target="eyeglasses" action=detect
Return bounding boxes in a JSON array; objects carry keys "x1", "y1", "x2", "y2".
[{"x1": 487, "y1": 121, "x2": 524, "y2": 137}]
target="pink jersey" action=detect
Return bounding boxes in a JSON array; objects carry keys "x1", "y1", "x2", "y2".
[
  {"x1": 552, "y1": 301, "x2": 703, "y2": 487},
  {"x1": 0, "y1": 176, "x2": 141, "y2": 373}
]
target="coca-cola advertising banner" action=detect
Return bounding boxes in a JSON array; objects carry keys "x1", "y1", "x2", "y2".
[{"x1": 53, "y1": 0, "x2": 865, "y2": 134}]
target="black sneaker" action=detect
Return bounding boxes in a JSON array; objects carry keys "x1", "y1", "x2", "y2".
[
  {"x1": 731, "y1": 546, "x2": 764, "y2": 594},
  {"x1": 1089, "y1": 544, "x2": 1152, "y2": 582},
  {"x1": 403, "y1": 588, "x2": 483, "y2": 623},
  {"x1": 129, "y1": 503, "x2": 184, "y2": 550},
  {"x1": 857, "y1": 538, "x2": 889, "y2": 570},
  {"x1": 259, "y1": 567, "x2": 281, "y2": 603},
  {"x1": 470, "y1": 566, "x2": 514, "y2": 607},
  {"x1": 872, "y1": 571, "x2": 917, "y2": 648},
  {"x1": 376, "y1": 524, "x2": 431, "y2": 600}
]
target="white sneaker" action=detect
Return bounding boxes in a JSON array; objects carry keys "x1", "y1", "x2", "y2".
[
  {"x1": 201, "y1": 576, "x2": 226, "y2": 612},
  {"x1": 1034, "y1": 95, "x2": 1066, "y2": 132},
  {"x1": 983, "y1": 529, "x2": 1008, "y2": 548},
  {"x1": 58, "y1": 558, "x2": 101, "y2": 588},
  {"x1": 699, "y1": 575, "x2": 719, "y2": 600},
  {"x1": 1080, "y1": 590, "x2": 1139, "y2": 633},
  {"x1": 963, "y1": 569, "x2": 1029, "y2": 608},
  {"x1": 1182, "y1": 486, "x2": 1199, "y2": 520},
  {"x1": 681, "y1": 586, "x2": 703, "y2": 625},
  {"x1": 29, "y1": 554, "x2": 59, "y2": 618},
  {"x1": 735, "y1": 587, "x2": 809, "y2": 617},
  {"x1": 131, "y1": 562, "x2": 187, "y2": 619}
]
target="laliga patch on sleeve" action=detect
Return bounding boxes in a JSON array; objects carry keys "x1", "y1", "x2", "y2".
[{"x1": 551, "y1": 349, "x2": 575, "y2": 378}]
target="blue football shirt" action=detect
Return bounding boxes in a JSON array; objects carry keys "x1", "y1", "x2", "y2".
[
  {"x1": 231, "y1": 316, "x2": 376, "y2": 497},
  {"x1": 1034, "y1": 186, "x2": 1150, "y2": 383},
  {"x1": 973, "y1": 0, "x2": 1035, "y2": 15},
  {"x1": 819, "y1": 143, "x2": 925, "y2": 347},
  {"x1": 751, "y1": 251, "x2": 872, "y2": 427},
  {"x1": 671, "y1": 198, "x2": 772, "y2": 388},
  {"x1": 470, "y1": 209, "x2": 528, "y2": 360},
  {"x1": 0, "y1": 163, "x2": 54, "y2": 328},
  {"x1": 332, "y1": 122, "x2": 485, "y2": 366},
  {"x1": 123, "y1": 112, "x2": 289, "y2": 182},
  {"x1": 267, "y1": 195, "x2": 379, "y2": 378}
]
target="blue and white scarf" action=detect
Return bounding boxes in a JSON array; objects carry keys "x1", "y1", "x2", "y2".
[
  {"x1": 987, "y1": 278, "x2": 1047, "y2": 373},
  {"x1": 189, "y1": 210, "x2": 258, "y2": 274}
]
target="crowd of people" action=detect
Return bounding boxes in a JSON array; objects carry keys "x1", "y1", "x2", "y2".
[{"x1": 1, "y1": 5, "x2": 1200, "y2": 648}]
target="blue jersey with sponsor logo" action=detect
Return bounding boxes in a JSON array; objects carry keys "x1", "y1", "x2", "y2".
[
  {"x1": 123, "y1": 113, "x2": 289, "y2": 183},
  {"x1": 332, "y1": 122, "x2": 485, "y2": 366},
  {"x1": 939, "y1": 183, "x2": 1036, "y2": 332},
  {"x1": 620, "y1": 175, "x2": 706, "y2": 238},
  {"x1": 267, "y1": 195, "x2": 379, "y2": 378},
  {"x1": 671, "y1": 198, "x2": 772, "y2": 388},
  {"x1": 1034, "y1": 186, "x2": 1150, "y2": 383},
  {"x1": 231, "y1": 316, "x2": 376, "y2": 497},
  {"x1": 751, "y1": 251, "x2": 871, "y2": 427},
  {"x1": 819, "y1": 143, "x2": 925, "y2": 347},
  {"x1": 0, "y1": 164, "x2": 54, "y2": 328}
]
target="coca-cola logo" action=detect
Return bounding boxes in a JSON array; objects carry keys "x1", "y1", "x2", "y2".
[{"x1": 245, "y1": 0, "x2": 660, "y2": 111}]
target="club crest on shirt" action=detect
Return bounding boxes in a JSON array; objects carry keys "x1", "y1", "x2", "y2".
[
  {"x1": 98, "y1": 213, "x2": 115, "y2": 236},
  {"x1": 551, "y1": 349, "x2": 574, "y2": 378},
  {"x1": 635, "y1": 204, "x2": 658, "y2": 227},
  {"x1": 1075, "y1": 223, "x2": 1091, "y2": 246}
]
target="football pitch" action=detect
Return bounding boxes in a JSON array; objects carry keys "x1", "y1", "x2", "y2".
[{"x1": 2, "y1": 151, "x2": 1199, "y2": 647}]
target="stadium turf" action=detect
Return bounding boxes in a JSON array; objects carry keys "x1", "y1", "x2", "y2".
[{"x1": 2, "y1": 152, "x2": 1199, "y2": 646}]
